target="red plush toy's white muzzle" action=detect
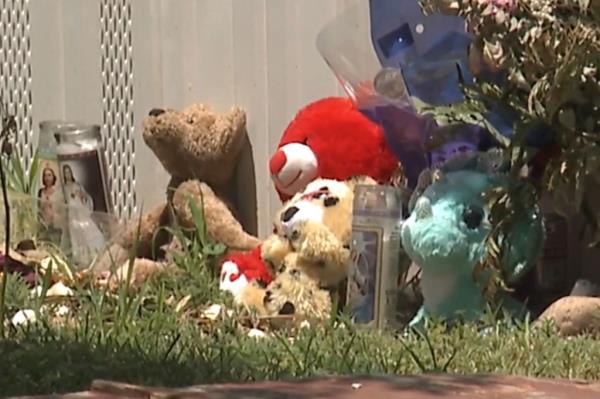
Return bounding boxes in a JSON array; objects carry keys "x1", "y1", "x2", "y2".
[
  {"x1": 219, "y1": 260, "x2": 249, "y2": 300},
  {"x1": 269, "y1": 143, "x2": 318, "y2": 197}
]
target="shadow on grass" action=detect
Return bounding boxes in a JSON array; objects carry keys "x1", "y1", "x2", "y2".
[
  {"x1": 0, "y1": 334, "x2": 504, "y2": 398},
  {"x1": 0, "y1": 337, "x2": 202, "y2": 396}
]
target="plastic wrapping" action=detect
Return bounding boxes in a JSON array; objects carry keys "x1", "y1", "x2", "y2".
[
  {"x1": 316, "y1": 0, "x2": 509, "y2": 188},
  {"x1": 348, "y1": 184, "x2": 412, "y2": 329},
  {"x1": 316, "y1": 1, "x2": 436, "y2": 188}
]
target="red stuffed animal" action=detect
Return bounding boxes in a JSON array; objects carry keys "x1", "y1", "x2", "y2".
[
  {"x1": 219, "y1": 97, "x2": 400, "y2": 303},
  {"x1": 269, "y1": 96, "x2": 399, "y2": 201}
]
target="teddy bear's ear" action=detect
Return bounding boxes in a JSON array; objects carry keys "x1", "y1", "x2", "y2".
[{"x1": 225, "y1": 106, "x2": 247, "y2": 131}]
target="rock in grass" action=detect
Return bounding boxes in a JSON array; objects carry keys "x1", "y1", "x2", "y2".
[
  {"x1": 30, "y1": 281, "x2": 74, "y2": 298},
  {"x1": 10, "y1": 309, "x2": 37, "y2": 327},
  {"x1": 536, "y1": 296, "x2": 600, "y2": 337},
  {"x1": 570, "y1": 278, "x2": 600, "y2": 297},
  {"x1": 92, "y1": 243, "x2": 130, "y2": 274}
]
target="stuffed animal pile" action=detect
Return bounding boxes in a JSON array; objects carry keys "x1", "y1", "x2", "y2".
[
  {"x1": 96, "y1": 96, "x2": 402, "y2": 327},
  {"x1": 221, "y1": 177, "x2": 376, "y2": 323},
  {"x1": 220, "y1": 97, "x2": 404, "y2": 300}
]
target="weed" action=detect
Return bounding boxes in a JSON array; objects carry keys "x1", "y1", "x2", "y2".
[{"x1": 0, "y1": 102, "x2": 17, "y2": 338}]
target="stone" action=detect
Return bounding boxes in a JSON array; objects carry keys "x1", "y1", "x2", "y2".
[
  {"x1": 570, "y1": 278, "x2": 600, "y2": 297},
  {"x1": 536, "y1": 296, "x2": 600, "y2": 337},
  {"x1": 92, "y1": 243, "x2": 130, "y2": 274},
  {"x1": 14, "y1": 374, "x2": 600, "y2": 399},
  {"x1": 105, "y1": 258, "x2": 173, "y2": 291}
]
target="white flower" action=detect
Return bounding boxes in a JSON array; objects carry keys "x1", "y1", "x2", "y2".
[{"x1": 247, "y1": 328, "x2": 267, "y2": 339}]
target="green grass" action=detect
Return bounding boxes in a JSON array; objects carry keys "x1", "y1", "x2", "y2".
[
  {"x1": 1, "y1": 193, "x2": 600, "y2": 396},
  {"x1": 1, "y1": 240, "x2": 600, "y2": 397}
]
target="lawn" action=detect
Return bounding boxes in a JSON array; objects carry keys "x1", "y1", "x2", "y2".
[{"x1": 1, "y1": 229, "x2": 600, "y2": 398}]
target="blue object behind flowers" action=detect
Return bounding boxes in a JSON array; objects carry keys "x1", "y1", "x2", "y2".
[{"x1": 368, "y1": 0, "x2": 473, "y2": 106}]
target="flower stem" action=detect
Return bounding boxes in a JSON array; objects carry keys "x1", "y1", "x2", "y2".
[{"x1": 0, "y1": 154, "x2": 11, "y2": 338}]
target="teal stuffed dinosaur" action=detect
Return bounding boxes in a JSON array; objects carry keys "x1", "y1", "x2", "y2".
[{"x1": 400, "y1": 152, "x2": 545, "y2": 328}]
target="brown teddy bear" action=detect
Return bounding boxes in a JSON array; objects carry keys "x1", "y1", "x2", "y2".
[
  {"x1": 229, "y1": 176, "x2": 377, "y2": 323},
  {"x1": 95, "y1": 103, "x2": 260, "y2": 278}
]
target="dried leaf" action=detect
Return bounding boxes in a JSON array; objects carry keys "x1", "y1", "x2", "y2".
[
  {"x1": 175, "y1": 295, "x2": 192, "y2": 313},
  {"x1": 200, "y1": 304, "x2": 222, "y2": 320}
]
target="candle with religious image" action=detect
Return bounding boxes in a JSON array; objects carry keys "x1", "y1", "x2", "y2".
[
  {"x1": 36, "y1": 120, "x2": 85, "y2": 248},
  {"x1": 54, "y1": 124, "x2": 113, "y2": 268}
]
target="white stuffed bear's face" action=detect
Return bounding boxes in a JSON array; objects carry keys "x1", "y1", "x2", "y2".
[{"x1": 277, "y1": 179, "x2": 352, "y2": 240}]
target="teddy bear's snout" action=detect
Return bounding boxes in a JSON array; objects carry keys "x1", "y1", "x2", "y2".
[
  {"x1": 263, "y1": 290, "x2": 272, "y2": 304},
  {"x1": 279, "y1": 301, "x2": 296, "y2": 315},
  {"x1": 281, "y1": 206, "x2": 300, "y2": 223},
  {"x1": 148, "y1": 108, "x2": 165, "y2": 117}
]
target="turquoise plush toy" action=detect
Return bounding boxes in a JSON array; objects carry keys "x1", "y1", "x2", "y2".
[{"x1": 400, "y1": 151, "x2": 545, "y2": 328}]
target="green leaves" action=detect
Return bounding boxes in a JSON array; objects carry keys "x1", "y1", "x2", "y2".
[
  {"x1": 6, "y1": 149, "x2": 39, "y2": 196},
  {"x1": 187, "y1": 197, "x2": 226, "y2": 258},
  {"x1": 421, "y1": 0, "x2": 600, "y2": 267},
  {"x1": 0, "y1": 102, "x2": 17, "y2": 338}
]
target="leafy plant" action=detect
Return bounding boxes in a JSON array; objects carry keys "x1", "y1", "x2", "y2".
[
  {"x1": 417, "y1": 0, "x2": 600, "y2": 295},
  {"x1": 6, "y1": 148, "x2": 40, "y2": 196},
  {"x1": 158, "y1": 197, "x2": 229, "y2": 308},
  {"x1": 187, "y1": 193, "x2": 227, "y2": 259},
  {"x1": 0, "y1": 130, "x2": 41, "y2": 246}
]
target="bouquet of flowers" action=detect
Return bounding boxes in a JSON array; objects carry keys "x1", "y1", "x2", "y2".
[
  {"x1": 317, "y1": 0, "x2": 600, "y2": 295},
  {"x1": 421, "y1": 0, "x2": 600, "y2": 237}
]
